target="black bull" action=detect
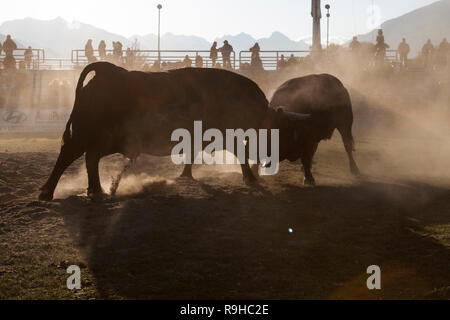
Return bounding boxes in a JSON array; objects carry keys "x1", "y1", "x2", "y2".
[
  {"x1": 39, "y1": 62, "x2": 272, "y2": 200},
  {"x1": 39, "y1": 63, "x2": 358, "y2": 200},
  {"x1": 269, "y1": 74, "x2": 360, "y2": 186}
]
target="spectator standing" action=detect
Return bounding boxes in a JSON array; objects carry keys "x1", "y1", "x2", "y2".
[
  {"x1": 249, "y1": 42, "x2": 263, "y2": 70},
  {"x1": 98, "y1": 40, "x2": 107, "y2": 60},
  {"x1": 210, "y1": 41, "x2": 218, "y2": 67},
  {"x1": 24, "y1": 46, "x2": 33, "y2": 69},
  {"x1": 113, "y1": 41, "x2": 123, "y2": 64},
  {"x1": 375, "y1": 29, "x2": 389, "y2": 63},
  {"x1": 195, "y1": 54, "x2": 203, "y2": 68},
  {"x1": 219, "y1": 40, "x2": 233, "y2": 69},
  {"x1": 349, "y1": 36, "x2": 361, "y2": 53},
  {"x1": 397, "y1": 38, "x2": 410, "y2": 69},
  {"x1": 183, "y1": 55, "x2": 192, "y2": 68},
  {"x1": 2, "y1": 35, "x2": 17, "y2": 71},
  {"x1": 438, "y1": 38, "x2": 449, "y2": 66},
  {"x1": 287, "y1": 54, "x2": 297, "y2": 66},
  {"x1": 125, "y1": 48, "x2": 135, "y2": 68},
  {"x1": 85, "y1": 39, "x2": 96, "y2": 63},
  {"x1": 3, "y1": 35, "x2": 17, "y2": 56},
  {"x1": 422, "y1": 39, "x2": 434, "y2": 67},
  {"x1": 277, "y1": 54, "x2": 287, "y2": 71}
]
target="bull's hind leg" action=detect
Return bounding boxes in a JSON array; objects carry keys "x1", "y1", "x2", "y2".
[
  {"x1": 39, "y1": 143, "x2": 84, "y2": 201},
  {"x1": 179, "y1": 142, "x2": 195, "y2": 179},
  {"x1": 250, "y1": 164, "x2": 260, "y2": 179},
  {"x1": 241, "y1": 163, "x2": 258, "y2": 185},
  {"x1": 85, "y1": 151, "x2": 106, "y2": 199},
  {"x1": 301, "y1": 142, "x2": 318, "y2": 186},
  {"x1": 338, "y1": 126, "x2": 361, "y2": 176}
]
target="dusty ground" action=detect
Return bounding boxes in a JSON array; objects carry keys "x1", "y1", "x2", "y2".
[{"x1": 1, "y1": 111, "x2": 449, "y2": 300}]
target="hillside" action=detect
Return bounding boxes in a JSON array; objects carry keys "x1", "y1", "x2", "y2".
[
  {"x1": 358, "y1": 0, "x2": 450, "y2": 55},
  {"x1": 1, "y1": 0, "x2": 448, "y2": 59},
  {"x1": 0, "y1": 17, "x2": 309, "y2": 57},
  {"x1": 0, "y1": 17, "x2": 130, "y2": 57}
]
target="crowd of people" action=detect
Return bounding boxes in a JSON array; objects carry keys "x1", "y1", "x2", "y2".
[
  {"x1": 0, "y1": 35, "x2": 35, "y2": 71},
  {"x1": 347, "y1": 30, "x2": 449, "y2": 71},
  {"x1": 1, "y1": 30, "x2": 449, "y2": 76},
  {"x1": 1, "y1": 30, "x2": 448, "y2": 113},
  {"x1": 83, "y1": 39, "x2": 134, "y2": 67}
]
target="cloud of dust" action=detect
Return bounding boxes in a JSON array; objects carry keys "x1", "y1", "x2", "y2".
[
  {"x1": 114, "y1": 173, "x2": 175, "y2": 197},
  {"x1": 262, "y1": 49, "x2": 450, "y2": 183},
  {"x1": 54, "y1": 155, "x2": 176, "y2": 199}
]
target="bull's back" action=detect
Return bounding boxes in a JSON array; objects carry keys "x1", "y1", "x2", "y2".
[
  {"x1": 270, "y1": 74, "x2": 354, "y2": 140},
  {"x1": 71, "y1": 66, "x2": 269, "y2": 152},
  {"x1": 270, "y1": 74, "x2": 350, "y2": 113},
  {"x1": 170, "y1": 68, "x2": 269, "y2": 130}
]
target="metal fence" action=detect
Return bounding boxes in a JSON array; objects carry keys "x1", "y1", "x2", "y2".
[
  {"x1": 71, "y1": 49, "x2": 237, "y2": 69},
  {"x1": 1, "y1": 48, "x2": 401, "y2": 71},
  {"x1": 0, "y1": 48, "x2": 45, "y2": 69},
  {"x1": 239, "y1": 50, "x2": 314, "y2": 70}
]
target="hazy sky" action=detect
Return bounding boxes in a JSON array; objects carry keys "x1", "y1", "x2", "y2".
[{"x1": 0, "y1": 0, "x2": 441, "y2": 40}]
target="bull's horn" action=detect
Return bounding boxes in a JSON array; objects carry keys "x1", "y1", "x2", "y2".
[{"x1": 283, "y1": 111, "x2": 311, "y2": 120}]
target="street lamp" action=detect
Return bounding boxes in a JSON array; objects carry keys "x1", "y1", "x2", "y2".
[
  {"x1": 157, "y1": 4, "x2": 162, "y2": 64},
  {"x1": 325, "y1": 4, "x2": 330, "y2": 49}
]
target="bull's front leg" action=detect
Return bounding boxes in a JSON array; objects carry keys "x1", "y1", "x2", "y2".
[
  {"x1": 239, "y1": 137, "x2": 258, "y2": 185},
  {"x1": 301, "y1": 142, "x2": 318, "y2": 186},
  {"x1": 241, "y1": 163, "x2": 258, "y2": 185},
  {"x1": 180, "y1": 164, "x2": 194, "y2": 179}
]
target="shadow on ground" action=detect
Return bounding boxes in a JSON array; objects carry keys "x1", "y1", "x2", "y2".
[{"x1": 55, "y1": 176, "x2": 450, "y2": 299}]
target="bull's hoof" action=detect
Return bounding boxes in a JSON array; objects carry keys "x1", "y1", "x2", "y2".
[
  {"x1": 304, "y1": 177, "x2": 316, "y2": 186},
  {"x1": 88, "y1": 189, "x2": 108, "y2": 201},
  {"x1": 250, "y1": 165, "x2": 260, "y2": 179},
  {"x1": 39, "y1": 188, "x2": 54, "y2": 201},
  {"x1": 244, "y1": 175, "x2": 258, "y2": 186},
  {"x1": 351, "y1": 166, "x2": 361, "y2": 176},
  {"x1": 179, "y1": 173, "x2": 194, "y2": 180}
]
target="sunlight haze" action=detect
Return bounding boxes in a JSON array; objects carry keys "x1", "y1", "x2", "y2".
[{"x1": 0, "y1": 0, "x2": 441, "y2": 40}]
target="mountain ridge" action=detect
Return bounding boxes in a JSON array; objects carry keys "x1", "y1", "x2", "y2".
[
  {"x1": 0, "y1": 17, "x2": 309, "y2": 57},
  {"x1": 1, "y1": 1, "x2": 448, "y2": 58},
  {"x1": 357, "y1": 0, "x2": 450, "y2": 55}
]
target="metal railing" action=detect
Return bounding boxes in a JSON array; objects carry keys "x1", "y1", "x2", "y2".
[
  {"x1": 1, "y1": 48, "x2": 400, "y2": 71},
  {"x1": 37, "y1": 58, "x2": 77, "y2": 70},
  {"x1": 239, "y1": 50, "x2": 314, "y2": 70},
  {"x1": 0, "y1": 48, "x2": 45, "y2": 69},
  {"x1": 385, "y1": 49, "x2": 400, "y2": 62},
  {"x1": 71, "y1": 49, "x2": 237, "y2": 69}
]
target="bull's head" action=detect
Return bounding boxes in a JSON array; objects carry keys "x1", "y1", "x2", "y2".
[{"x1": 262, "y1": 108, "x2": 311, "y2": 163}]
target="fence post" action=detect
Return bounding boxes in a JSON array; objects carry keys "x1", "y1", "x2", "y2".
[{"x1": 276, "y1": 51, "x2": 279, "y2": 71}]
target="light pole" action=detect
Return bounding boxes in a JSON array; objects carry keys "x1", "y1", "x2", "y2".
[
  {"x1": 311, "y1": 0, "x2": 322, "y2": 52},
  {"x1": 157, "y1": 4, "x2": 162, "y2": 64},
  {"x1": 325, "y1": 4, "x2": 330, "y2": 49}
]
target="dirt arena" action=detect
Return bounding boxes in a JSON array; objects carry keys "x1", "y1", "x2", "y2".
[{"x1": 1, "y1": 102, "x2": 449, "y2": 300}]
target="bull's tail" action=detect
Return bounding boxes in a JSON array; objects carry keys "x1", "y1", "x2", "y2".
[
  {"x1": 338, "y1": 124, "x2": 355, "y2": 152},
  {"x1": 337, "y1": 88, "x2": 356, "y2": 151},
  {"x1": 62, "y1": 62, "x2": 119, "y2": 145}
]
